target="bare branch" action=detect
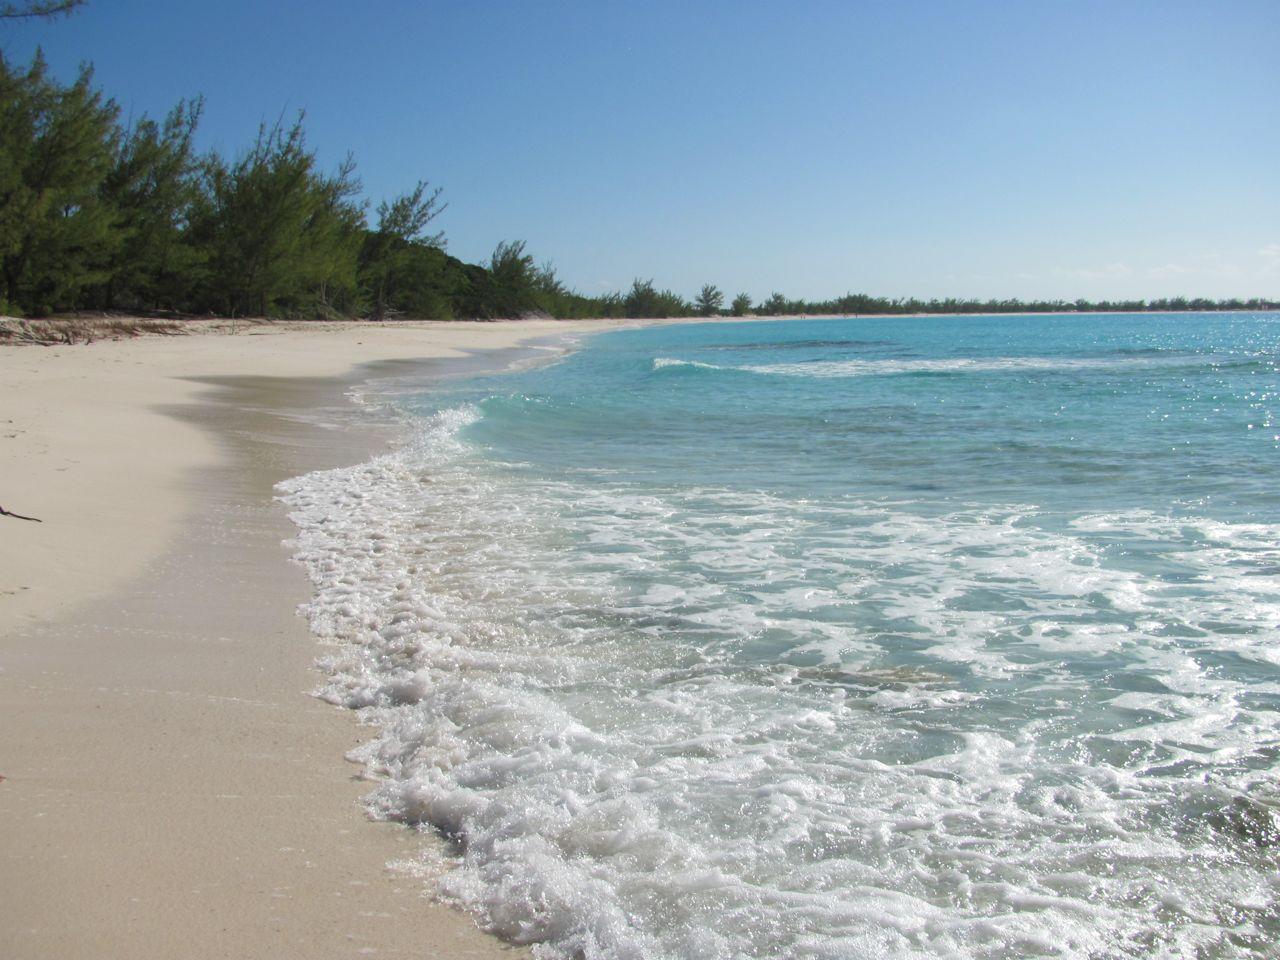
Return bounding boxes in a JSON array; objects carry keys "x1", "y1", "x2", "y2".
[
  {"x1": 0, "y1": 504, "x2": 42, "y2": 522},
  {"x1": 0, "y1": 1, "x2": 87, "y2": 21}
]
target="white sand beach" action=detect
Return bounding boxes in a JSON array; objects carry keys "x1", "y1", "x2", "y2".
[{"x1": 0, "y1": 319, "x2": 612, "y2": 959}]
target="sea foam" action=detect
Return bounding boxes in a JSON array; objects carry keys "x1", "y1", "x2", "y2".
[
  {"x1": 654, "y1": 354, "x2": 1233, "y2": 379},
  {"x1": 280, "y1": 393, "x2": 1280, "y2": 959}
]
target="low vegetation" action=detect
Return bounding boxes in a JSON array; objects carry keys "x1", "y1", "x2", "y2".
[{"x1": 0, "y1": 315, "x2": 186, "y2": 344}]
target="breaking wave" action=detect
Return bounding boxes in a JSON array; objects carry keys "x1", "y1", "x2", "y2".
[
  {"x1": 653, "y1": 353, "x2": 1264, "y2": 379},
  {"x1": 279, "y1": 397, "x2": 1280, "y2": 959}
]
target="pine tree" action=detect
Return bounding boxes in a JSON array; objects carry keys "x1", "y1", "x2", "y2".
[
  {"x1": 760, "y1": 292, "x2": 789, "y2": 315},
  {"x1": 96, "y1": 98, "x2": 203, "y2": 311},
  {"x1": 0, "y1": 52, "x2": 118, "y2": 314},
  {"x1": 695, "y1": 283, "x2": 724, "y2": 316},
  {"x1": 623, "y1": 278, "x2": 691, "y2": 318},
  {"x1": 464, "y1": 239, "x2": 538, "y2": 318},
  {"x1": 359, "y1": 180, "x2": 449, "y2": 318},
  {"x1": 189, "y1": 114, "x2": 365, "y2": 316}
]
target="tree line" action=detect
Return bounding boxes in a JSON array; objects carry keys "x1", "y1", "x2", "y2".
[
  {"x1": 0, "y1": 51, "x2": 616, "y2": 320},
  {"x1": 597, "y1": 284, "x2": 1279, "y2": 319},
  {"x1": 694, "y1": 289, "x2": 1280, "y2": 318},
  {"x1": 2, "y1": 48, "x2": 1276, "y2": 322}
]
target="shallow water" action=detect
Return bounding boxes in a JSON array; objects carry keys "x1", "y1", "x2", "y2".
[{"x1": 281, "y1": 313, "x2": 1280, "y2": 959}]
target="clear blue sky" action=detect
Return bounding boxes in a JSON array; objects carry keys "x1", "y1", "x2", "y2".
[{"x1": 4, "y1": 0, "x2": 1278, "y2": 302}]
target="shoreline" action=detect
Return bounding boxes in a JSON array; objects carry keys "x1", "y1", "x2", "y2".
[
  {"x1": 0, "y1": 319, "x2": 612, "y2": 633},
  {"x1": 0, "y1": 320, "x2": 612, "y2": 958},
  {"x1": 6, "y1": 310, "x2": 1275, "y2": 956}
]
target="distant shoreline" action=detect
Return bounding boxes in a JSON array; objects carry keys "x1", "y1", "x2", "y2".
[{"x1": 4, "y1": 305, "x2": 1279, "y2": 348}]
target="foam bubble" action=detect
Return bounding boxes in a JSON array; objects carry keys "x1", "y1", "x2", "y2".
[{"x1": 279, "y1": 403, "x2": 1280, "y2": 959}]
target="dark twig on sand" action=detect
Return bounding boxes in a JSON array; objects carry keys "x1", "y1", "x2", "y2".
[{"x1": 0, "y1": 505, "x2": 42, "y2": 522}]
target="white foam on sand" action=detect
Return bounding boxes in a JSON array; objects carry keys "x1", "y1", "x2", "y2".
[{"x1": 279, "y1": 405, "x2": 1280, "y2": 959}]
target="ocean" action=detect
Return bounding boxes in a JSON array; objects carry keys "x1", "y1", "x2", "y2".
[{"x1": 279, "y1": 312, "x2": 1280, "y2": 959}]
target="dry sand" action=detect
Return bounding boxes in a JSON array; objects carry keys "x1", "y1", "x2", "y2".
[{"x1": 0, "y1": 319, "x2": 615, "y2": 959}]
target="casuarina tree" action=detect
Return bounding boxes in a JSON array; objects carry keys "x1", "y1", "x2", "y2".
[{"x1": 695, "y1": 283, "x2": 724, "y2": 316}]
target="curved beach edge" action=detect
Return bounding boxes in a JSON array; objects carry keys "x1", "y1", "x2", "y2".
[{"x1": 0, "y1": 318, "x2": 628, "y2": 959}]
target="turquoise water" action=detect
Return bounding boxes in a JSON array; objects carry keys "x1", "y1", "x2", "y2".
[
  {"x1": 468, "y1": 314, "x2": 1279, "y2": 513},
  {"x1": 283, "y1": 313, "x2": 1280, "y2": 959}
]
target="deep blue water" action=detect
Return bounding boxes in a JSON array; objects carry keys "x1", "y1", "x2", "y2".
[{"x1": 285, "y1": 313, "x2": 1280, "y2": 959}]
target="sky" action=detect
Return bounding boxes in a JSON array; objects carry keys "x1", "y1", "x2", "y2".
[{"x1": 4, "y1": 0, "x2": 1278, "y2": 302}]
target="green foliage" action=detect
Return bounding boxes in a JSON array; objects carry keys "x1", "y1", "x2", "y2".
[
  {"x1": 359, "y1": 239, "x2": 466, "y2": 320},
  {"x1": 96, "y1": 98, "x2": 203, "y2": 310},
  {"x1": 758, "y1": 292, "x2": 792, "y2": 315},
  {"x1": 623, "y1": 278, "x2": 692, "y2": 318},
  {"x1": 447, "y1": 240, "x2": 538, "y2": 319},
  {"x1": 695, "y1": 283, "x2": 724, "y2": 316},
  {"x1": 0, "y1": 52, "x2": 118, "y2": 313},
  {"x1": 731, "y1": 292, "x2": 751, "y2": 315},
  {"x1": 527, "y1": 260, "x2": 607, "y2": 319},
  {"x1": 376, "y1": 180, "x2": 445, "y2": 246},
  {"x1": 768, "y1": 292, "x2": 1280, "y2": 316},
  {"x1": 189, "y1": 115, "x2": 365, "y2": 317},
  {"x1": 359, "y1": 180, "x2": 455, "y2": 318},
  {"x1": 483, "y1": 240, "x2": 538, "y2": 317}
]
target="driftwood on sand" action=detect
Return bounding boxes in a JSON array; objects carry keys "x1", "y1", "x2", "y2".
[{"x1": 0, "y1": 504, "x2": 41, "y2": 522}]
